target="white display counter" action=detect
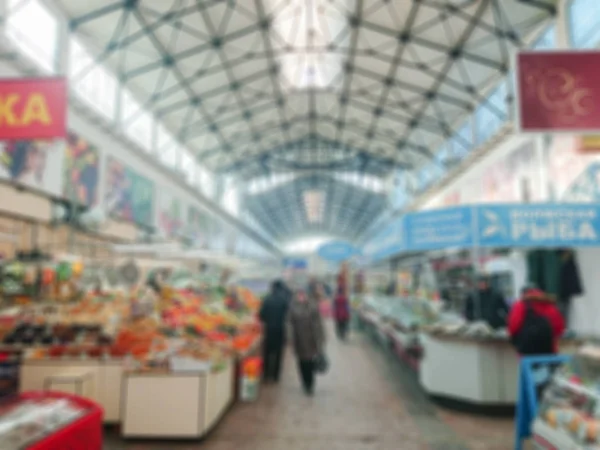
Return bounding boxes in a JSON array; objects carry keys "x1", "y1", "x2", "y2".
[
  {"x1": 419, "y1": 333, "x2": 520, "y2": 405},
  {"x1": 121, "y1": 359, "x2": 235, "y2": 439},
  {"x1": 20, "y1": 358, "x2": 123, "y2": 423}
]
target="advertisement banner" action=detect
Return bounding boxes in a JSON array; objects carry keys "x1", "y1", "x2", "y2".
[
  {"x1": 157, "y1": 192, "x2": 183, "y2": 239},
  {"x1": 404, "y1": 206, "x2": 474, "y2": 251},
  {"x1": 0, "y1": 78, "x2": 67, "y2": 139},
  {"x1": 0, "y1": 139, "x2": 64, "y2": 195},
  {"x1": 517, "y1": 51, "x2": 600, "y2": 132},
  {"x1": 476, "y1": 204, "x2": 600, "y2": 248},
  {"x1": 63, "y1": 132, "x2": 100, "y2": 207},
  {"x1": 104, "y1": 157, "x2": 154, "y2": 225}
]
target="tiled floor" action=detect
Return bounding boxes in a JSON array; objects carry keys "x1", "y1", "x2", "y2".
[{"x1": 105, "y1": 326, "x2": 514, "y2": 449}]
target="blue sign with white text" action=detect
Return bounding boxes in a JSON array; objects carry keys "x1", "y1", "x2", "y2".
[
  {"x1": 283, "y1": 258, "x2": 308, "y2": 269},
  {"x1": 404, "y1": 206, "x2": 474, "y2": 251},
  {"x1": 317, "y1": 241, "x2": 360, "y2": 262},
  {"x1": 363, "y1": 218, "x2": 405, "y2": 262},
  {"x1": 476, "y1": 204, "x2": 600, "y2": 248}
]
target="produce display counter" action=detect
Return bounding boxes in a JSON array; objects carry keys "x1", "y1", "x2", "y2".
[
  {"x1": 419, "y1": 333, "x2": 519, "y2": 406},
  {"x1": 121, "y1": 358, "x2": 234, "y2": 439}
]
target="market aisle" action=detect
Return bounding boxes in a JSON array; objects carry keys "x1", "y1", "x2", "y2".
[{"x1": 105, "y1": 325, "x2": 513, "y2": 450}]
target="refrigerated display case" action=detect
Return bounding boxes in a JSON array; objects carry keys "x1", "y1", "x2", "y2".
[
  {"x1": 533, "y1": 348, "x2": 600, "y2": 449},
  {"x1": 0, "y1": 391, "x2": 102, "y2": 450}
]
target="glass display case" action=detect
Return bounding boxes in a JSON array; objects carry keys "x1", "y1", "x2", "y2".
[{"x1": 533, "y1": 348, "x2": 600, "y2": 449}]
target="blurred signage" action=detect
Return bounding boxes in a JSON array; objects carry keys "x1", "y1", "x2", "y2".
[
  {"x1": 517, "y1": 51, "x2": 600, "y2": 132},
  {"x1": 364, "y1": 203, "x2": 600, "y2": 263},
  {"x1": 283, "y1": 258, "x2": 307, "y2": 269},
  {"x1": 404, "y1": 206, "x2": 474, "y2": 251},
  {"x1": 476, "y1": 204, "x2": 600, "y2": 248},
  {"x1": 317, "y1": 241, "x2": 359, "y2": 262},
  {"x1": 0, "y1": 78, "x2": 67, "y2": 139}
]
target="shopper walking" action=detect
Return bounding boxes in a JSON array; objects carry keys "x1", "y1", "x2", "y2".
[
  {"x1": 464, "y1": 275, "x2": 509, "y2": 329},
  {"x1": 333, "y1": 286, "x2": 350, "y2": 341},
  {"x1": 508, "y1": 287, "x2": 565, "y2": 355},
  {"x1": 259, "y1": 280, "x2": 290, "y2": 383},
  {"x1": 288, "y1": 289, "x2": 326, "y2": 396}
]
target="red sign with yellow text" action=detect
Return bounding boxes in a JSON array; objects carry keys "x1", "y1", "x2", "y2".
[
  {"x1": 0, "y1": 78, "x2": 66, "y2": 140},
  {"x1": 517, "y1": 51, "x2": 600, "y2": 132}
]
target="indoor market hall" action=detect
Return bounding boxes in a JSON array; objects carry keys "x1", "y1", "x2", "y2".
[{"x1": 0, "y1": 0, "x2": 598, "y2": 449}]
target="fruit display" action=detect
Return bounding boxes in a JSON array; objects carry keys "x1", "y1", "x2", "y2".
[
  {"x1": 6, "y1": 276, "x2": 262, "y2": 375},
  {"x1": 534, "y1": 347, "x2": 600, "y2": 449}
]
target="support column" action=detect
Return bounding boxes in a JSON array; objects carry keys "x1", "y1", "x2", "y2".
[{"x1": 555, "y1": 0, "x2": 571, "y2": 49}]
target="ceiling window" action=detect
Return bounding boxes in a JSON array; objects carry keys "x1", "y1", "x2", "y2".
[
  {"x1": 475, "y1": 81, "x2": 508, "y2": 145},
  {"x1": 6, "y1": 0, "x2": 58, "y2": 73},
  {"x1": 121, "y1": 89, "x2": 154, "y2": 150},
  {"x1": 247, "y1": 173, "x2": 296, "y2": 194},
  {"x1": 334, "y1": 172, "x2": 385, "y2": 193},
  {"x1": 69, "y1": 38, "x2": 117, "y2": 119},
  {"x1": 303, "y1": 190, "x2": 324, "y2": 224},
  {"x1": 269, "y1": 0, "x2": 352, "y2": 90},
  {"x1": 568, "y1": 0, "x2": 600, "y2": 48},
  {"x1": 155, "y1": 124, "x2": 179, "y2": 167},
  {"x1": 533, "y1": 25, "x2": 556, "y2": 50},
  {"x1": 283, "y1": 236, "x2": 330, "y2": 254},
  {"x1": 198, "y1": 166, "x2": 215, "y2": 199},
  {"x1": 222, "y1": 178, "x2": 239, "y2": 216},
  {"x1": 180, "y1": 150, "x2": 195, "y2": 184}
]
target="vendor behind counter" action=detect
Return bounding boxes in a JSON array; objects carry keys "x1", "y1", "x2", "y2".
[{"x1": 464, "y1": 275, "x2": 508, "y2": 329}]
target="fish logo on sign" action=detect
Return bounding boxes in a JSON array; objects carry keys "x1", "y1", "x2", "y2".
[{"x1": 481, "y1": 209, "x2": 507, "y2": 238}]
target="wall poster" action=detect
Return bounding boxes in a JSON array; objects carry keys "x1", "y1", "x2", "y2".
[
  {"x1": 187, "y1": 206, "x2": 211, "y2": 248},
  {"x1": 104, "y1": 157, "x2": 154, "y2": 225},
  {"x1": 157, "y1": 192, "x2": 183, "y2": 239},
  {"x1": 63, "y1": 132, "x2": 100, "y2": 207},
  {"x1": 0, "y1": 139, "x2": 64, "y2": 196}
]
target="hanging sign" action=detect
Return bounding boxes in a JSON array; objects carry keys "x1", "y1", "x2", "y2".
[
  {"x1": 0, "y1": 78, "x2": 67, "y2": 139},
  {"x1": 404, "y1": 206, "x2": 474, "y2": 251},
  {"x1": 476, "y1": 204, "x2": 600, "y2": 248},
  {"x1": 517, "y1": 51, "x2": 600, "y2": 132},
  {"x1": 317, "y1": 241, "x2": 359, "y2": 262},
  {"x1": 364, "y1": 203, "x2": 600, "y2": 263},
  {"x1": 363, "y1": 218, "x2": 405, "y2": 262}
]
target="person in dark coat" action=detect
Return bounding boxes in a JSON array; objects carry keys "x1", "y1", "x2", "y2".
[
  {"x1": 259, "y1": 280, "x2": 290, "y2": 383},
  {"x1": 464, "y1": 275, "x2": 509, "y2": 329},
  {"x1": 288, "y1": 289, "x2": 326, "y2": 396}
]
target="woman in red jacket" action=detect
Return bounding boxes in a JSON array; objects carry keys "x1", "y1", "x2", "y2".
[{"x1": 508, "y1": 288, "x2": 566, "y2": 355}]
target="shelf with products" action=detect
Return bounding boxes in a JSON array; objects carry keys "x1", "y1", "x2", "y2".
[{"x1": 533, "y1": 347, "x2": 600, "y2": 449}]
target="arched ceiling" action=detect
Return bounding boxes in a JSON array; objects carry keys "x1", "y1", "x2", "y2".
[{"x1": 58, "y1": 0, "x2": 556, "y2": 242}]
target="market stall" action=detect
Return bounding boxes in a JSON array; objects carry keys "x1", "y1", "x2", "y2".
[
  {"x1": 361, "y1": 203, "x2": 600, "y2": 407},
  {"x1": 0, "y1": 252, "x2": 263, "y2": 438}
]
